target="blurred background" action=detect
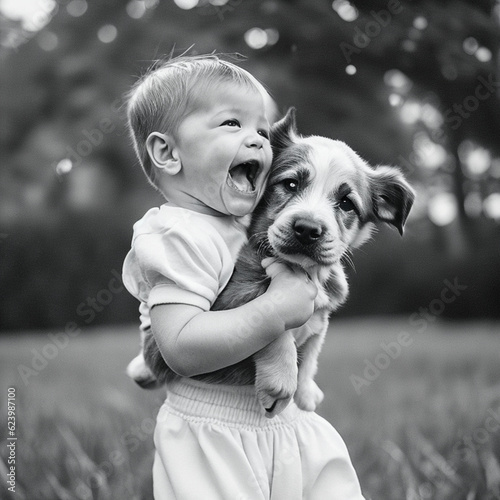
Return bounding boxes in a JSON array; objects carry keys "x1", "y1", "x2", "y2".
[
  {"x1": 1, "y1": 0, "x2": 499, "y2": 331},
  {"x1": 1, "y1": 1, "x2": 500, "y2": 499}
]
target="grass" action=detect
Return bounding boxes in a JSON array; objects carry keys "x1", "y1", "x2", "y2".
[{"x1": 1, "y1": 318, "x2": 499, "y2": 500}]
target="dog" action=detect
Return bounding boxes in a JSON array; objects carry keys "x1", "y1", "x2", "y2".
[{"x1": 129, "y1": 108, "x2": 415, "y2": 418}]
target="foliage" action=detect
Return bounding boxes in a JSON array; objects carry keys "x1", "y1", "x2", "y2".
[{"x1": 0, "y1": 0, "x2": 499, "y2": 329}]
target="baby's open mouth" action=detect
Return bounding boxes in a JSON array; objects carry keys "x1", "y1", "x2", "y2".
[{"x1": 228, "y1": 160, "x2": 260, "y2": 194}]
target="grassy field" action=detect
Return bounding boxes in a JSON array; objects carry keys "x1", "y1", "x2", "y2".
[{"x1": 1, "y1": 318, "x2": 499, "y2": 500}]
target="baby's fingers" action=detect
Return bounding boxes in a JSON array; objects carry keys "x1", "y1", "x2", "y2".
[
  {"x1": 263, "y1": 260, "x2": 290, "y2": 279},
  {"x1": 261, "y1": 257, "x2": 278, "y2": 269}
]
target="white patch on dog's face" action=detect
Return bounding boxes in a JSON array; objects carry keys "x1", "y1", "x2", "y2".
[{"x1": 266, "y1": 135, "x2": 376, "y2": 268}]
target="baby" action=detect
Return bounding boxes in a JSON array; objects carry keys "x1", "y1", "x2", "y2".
[
  {"x1": 123, "y1": 54, "x2": 315, "y2": 381},
  {"x1": 122, "y1": 55, "x2": 364, "y2": 499}
]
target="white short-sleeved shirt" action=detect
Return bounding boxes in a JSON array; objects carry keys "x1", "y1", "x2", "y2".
[{"x1": 123, "y1": 204, "x2": 248, "y2": 331}]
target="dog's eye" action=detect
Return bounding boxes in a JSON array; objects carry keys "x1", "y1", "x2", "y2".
[
  {"x1": 339, "y1": 196, "x2": 356, "y2": 212},
  {"x1": 283, "y1": 179, "x2": 299, "y2": 192}
]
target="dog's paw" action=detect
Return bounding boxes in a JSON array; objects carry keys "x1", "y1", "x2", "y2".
[
  {"x1": 294, "y1": 379, "x2": 324, "y2": 412},
  {"x1": 256, "y1": 369, "x2": 297, "y2": 419},
  {"x1": 126, "y1": 354, "x2": 159, "y2": 389}
]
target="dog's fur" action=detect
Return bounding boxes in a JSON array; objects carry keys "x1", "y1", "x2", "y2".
[{"x1": 130, "y1": 108, "x2": 415, "y2": 417}]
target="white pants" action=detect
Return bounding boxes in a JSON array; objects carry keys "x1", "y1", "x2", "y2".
[{"x1": 153, "y1": 378, "x2": 365, "y2": 500}]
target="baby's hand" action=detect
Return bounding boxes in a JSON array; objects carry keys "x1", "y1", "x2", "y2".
[{"x1": 262, "y1": 258, "x2": 317, "y2": 331}]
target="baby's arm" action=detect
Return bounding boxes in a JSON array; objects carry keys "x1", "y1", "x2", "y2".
[{"x1": 150, "y1": 262, "x2": 317, "y2": 377}]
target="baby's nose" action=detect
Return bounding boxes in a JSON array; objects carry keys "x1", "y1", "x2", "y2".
[{"x1": 245, "y1": 131, "x2": 264, "y2": 148}]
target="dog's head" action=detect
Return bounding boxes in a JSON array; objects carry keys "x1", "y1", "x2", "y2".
[{"x1": 249, "y1": 108, "x2": 415, "y2": 270}]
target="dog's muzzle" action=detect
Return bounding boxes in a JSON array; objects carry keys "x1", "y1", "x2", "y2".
[{"x1": 268, "y1": 213, "x2": 340, "y2": 267}]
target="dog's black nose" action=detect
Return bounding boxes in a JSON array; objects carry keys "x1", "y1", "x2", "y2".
[{"x1": 293, "y1": 219, "x2": 323, "y2": 245}]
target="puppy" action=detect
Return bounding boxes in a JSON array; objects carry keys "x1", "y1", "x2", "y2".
[{"x1": 130, "y1": 108, "x2": 415, "y2": 418}]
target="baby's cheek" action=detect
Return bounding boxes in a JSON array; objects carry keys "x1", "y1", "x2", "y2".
[
  {"x1": 265, "y1": 144, "x2": 273, "y2": 161},
  {"x1": 263, "y1": 150, "x2": 273, "y2": 172}
]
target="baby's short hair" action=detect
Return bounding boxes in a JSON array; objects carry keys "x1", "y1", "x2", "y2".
[{"x1": 126, "y1": 54, "x2": 273, "y2": 188}]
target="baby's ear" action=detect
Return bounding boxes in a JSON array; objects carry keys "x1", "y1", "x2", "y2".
[
  {"x1": 270, "y1": 107, "x2": 299, "y2": 154},
  {"x1": 369, "y1": 166, "x2": 415, "y2": 235},
  {"x1": 146, "y1": 132, "x2": 181, "y2": 175}
]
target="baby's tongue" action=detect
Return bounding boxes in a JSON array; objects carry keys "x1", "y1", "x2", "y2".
[{"x1": 229, "y1": 164, "x2": 252, "y2": 192}]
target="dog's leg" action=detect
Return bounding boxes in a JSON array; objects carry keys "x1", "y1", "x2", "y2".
[
  {"x1": 294, "y1": 314, "x2": 328, "y2": 411},
  {"x1": 126, "y1": 351, "x2": 158, "y2": 388},
  {"x1": 254, "y1": 331, "x2": 297, "y2": 418},
  {"x1": 127, "y1": 328, "x2": 161, "y2": 389}
]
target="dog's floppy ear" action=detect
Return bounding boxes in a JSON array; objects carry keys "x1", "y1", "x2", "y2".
[
  {"x1": 270, "y1": 107, "x2": 298, "y2": 154},
  {"x1": 369, "y1": 166, "x2": 415, "y2": 235}
]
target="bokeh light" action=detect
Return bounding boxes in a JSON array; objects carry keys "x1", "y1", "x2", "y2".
[
  {"x1": 389, "y1": 94, "x2": 403, "y2": 107},
  {"x1": 345, "y1": 64, "x2": 356, "y2": 75},
  {"x1": 403, "y1": 40, "x2": 418, "y2": 52},
  {"x1": 55, "y1": 158, "x2": 73, "y2": 176},
  {"x1": 126, "y1": 0, "x2": 146, "y2": 19},
  {"x1": 37, "y1": 31, "x2": 58, "y2": 51},
  {"x1": 67, "y1": 0, "x2": 88, "y2": 18},
  {"x1": 408, "y1": 27, "x2": 422, "y2": 41},
  {"x1": 400, "y1": 101, "x2": 421, "y2": 124},
  {"x1": 413, "y1": 133, "x2": 447, "y2": 170},
  {"x1": 483, "y1": 193, "x2": 500, "y2": 220},
  {"x1": 265, "y1": 28, "x2": 279, "y2": 46},
  {"x1": 97, "y1": 24, "x2": 118, "y2": 43},
  {"x1": 459, "y1": 141, "x2": 491, "y2": 177},
  {"x1": 463, "y1": 37, "x2": 479, "y2": 55},
  {"x1": 428, "y1": 192, "x2": 458, "y2": 226},
  {"x1": 332, "y1": 0, "x2": 358, "y2": 22},
  {"x1": 384, "y1": 69, "x2": 412, "y2": 93},
  {"x1": 413, "y1": 16, "x2": 428, "y2": 30},
  {"x1": 475, "y1": 46, "x2": 492, "y2": 63},
  {"x1": 244, "y1": 28, "x2": 280, "y2": 50},
  {"x1": 420, "y1": 103, "x2": 443, "y2": 129},
  {"x1": 173, "y1": 0, "x2": 198, "y2": 9}
]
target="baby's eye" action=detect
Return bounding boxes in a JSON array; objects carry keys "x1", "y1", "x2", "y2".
[
  {"x1": 221, "y1": 119, "x2": 240, "y2": 128},
  {"x1": 258, "y1": 129, "x2": 270, "y2": 140}
]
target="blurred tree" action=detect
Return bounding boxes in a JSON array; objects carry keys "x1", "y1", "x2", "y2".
[{"x1": 0, "y1": 0, "x2": 499, "y2": 329}]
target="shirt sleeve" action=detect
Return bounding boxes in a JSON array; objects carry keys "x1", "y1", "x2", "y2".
[{"x1": 122, "y1": 222, "x2": 225, "y2": 312}]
